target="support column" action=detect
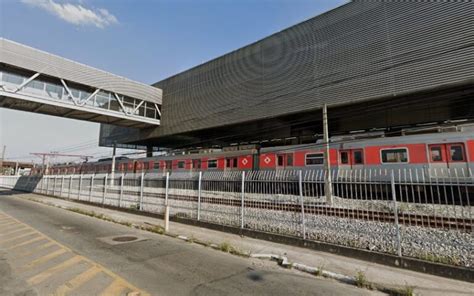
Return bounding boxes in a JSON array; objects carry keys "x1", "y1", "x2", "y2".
[
  {"x1": 111, "y1": 142, "x2": 117, "y2": 186},
  {"x1": 323, "y1": 104, "x2": 333, "y2": 205},
  {"x1": 146, "y1": 145, "x2": 153, "y2": 158}
]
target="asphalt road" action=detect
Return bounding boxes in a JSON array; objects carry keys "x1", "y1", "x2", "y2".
[{"x1": 0, "y1": 192, "x2": 380, "y2": 296}]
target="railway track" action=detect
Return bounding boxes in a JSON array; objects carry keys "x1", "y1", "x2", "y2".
[{"x1": 107, "y1": 188, "x2": 472, "y2": 233}]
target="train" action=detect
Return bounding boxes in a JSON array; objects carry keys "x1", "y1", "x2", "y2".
[{"x1": 34, "y1": 126, "x2": 474, "y2": 177}]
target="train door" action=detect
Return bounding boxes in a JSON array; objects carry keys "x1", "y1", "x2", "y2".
[
  {"x1": 339, "y1": 149, "x2": 364, "y2": 169},
  {"x1": 165, "y1": 160, "x2": 172, "y2": 173},
  {"x1": 276, "y1": 153, "x2": 294, "y2": 169},
  {"x1": 192, "y1": 159, "x2": 202, "y2": 171},
  {"x1": 225, "y1": 157, "x2": 238, "y2": 170},
  {"x1": 428, "y1": 143, "x2": 469, "y2": 177}
]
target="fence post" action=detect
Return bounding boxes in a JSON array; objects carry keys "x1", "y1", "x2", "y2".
[
  {"x1": 139, "y1": 172, "x2": 144, "y2": 211},
  {"x1": 241, "y1": 171, "x2": 245, "y2": 229},
  {"x1": 68, "y1": 175, "x2": 72, "y2": 199},
  {"x1": 78, "y1": 174, "x2": 83, "y2": 200},
  {"x1": 89, "y1": 174, "x2": 94, "y2": 202},
  {"x1": 103, "y1": 173, "x2": 108, "y2": 205},
  {"x1": 299, "y1": 170, "x2": 306, "y2": 239},
  {"x1": 391, "y1": 171, "x2": 402, "y2": 257},
  {"x1": 46, "y1": 176, "x2": 50, "y2": 195},
  {"x1": 197, "y1": 171, "x2": 202, "y2": 221},
  {"x1": 119, "y1": 173, "x2": 124, "y2": 208},
  {"x1": 60, "y1": 175, "x2": 65, "y2": 197},
  {"x1": 53, "y1": 176, "x2": 57, "y2": 196},
  {"x1": 164, "y1": 172, "x2": 170, "y2": 232}
]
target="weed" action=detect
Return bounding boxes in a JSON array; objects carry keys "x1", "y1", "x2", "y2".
[
  {"x1": 219, "y1": 242, "x2": 233, "y2": 253},
  {"x1": 314, "y1": 264, "x2": 325, "y2": 277},
  {"x1": 399, "y1": 284, "x2": 415, "y2": 296},
  {"x1": 418, "y1": 252, "x2": 460, "y2": 266},
  {"x1": 354, "y1": 270, "x2": 372, "y2": 289}
]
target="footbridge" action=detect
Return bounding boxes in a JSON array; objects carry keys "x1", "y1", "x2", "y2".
[{"x1": 0, "y1": 38, "x2": 161, "y2": 128}]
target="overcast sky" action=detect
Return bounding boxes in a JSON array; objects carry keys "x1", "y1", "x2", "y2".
[{"x1": 0, "y1": 0, "x2": 346, "y2": 164}]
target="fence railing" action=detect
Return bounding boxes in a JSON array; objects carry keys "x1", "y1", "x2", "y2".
[{"x1": 1, "y1": 167, "x2": 472, "y2": 267}]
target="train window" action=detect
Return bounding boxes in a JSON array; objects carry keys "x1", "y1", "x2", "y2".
[
  {"x1": 165, "y1": 161, "x2": 172, "y2": 169},
  {"x1": 153, "y1": 161, "x2": 160, "y2": 169},
  {"x1": 353, "y1": 150, "x2": 363, "y2": 164},
  {"x1": 340, "y1": 151, "x2": 349, "y2": 164},
  {"x1": 143, "y1": 162, "x2": 149, "y2": 170},
  {"x1": 381, "y1": 148, "x2": 408, "y2": 163},
  {"x1": 306, "y1": 153, "x2": 324, "y2": 165},
  {"x1": 177, "y1": 161, "x2": 185, "y2": 169},
  {"x1": 208, "y1": 159, "x2": 217, "y2": 169},
  {"x1": 233, "y1": 158, "x2": 238, "y2": 168},
  {"x1": 449, "y1": 144, "x2": 465, "y2": 162},
  {"x1": 277, "y1": 155, "x2": 284, "y2": 166},
  {"x1": 430, "y1": 146, "x2": 443, "y2": 162},
  {"x1": 226, "y1": 158, "x2": 232, "y2": 168},
  {"x1": 287, "y1": 154, "x2": 293, "y2": 166}
]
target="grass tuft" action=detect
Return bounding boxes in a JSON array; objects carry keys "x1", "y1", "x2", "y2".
[{"x1": 354, "y1": 270, "x2": 373, "y2": 289}]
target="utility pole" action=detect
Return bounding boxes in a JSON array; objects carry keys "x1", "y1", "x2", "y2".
[
  {"x1": 0, "y1": 145, "x2": 5, "y2": 175},
  {"x1": 111, "y1": 142, "x2": 117, "y2": 185},
  {"x1": 323, "y1": 104, "x2": 333, "y2": 205}
]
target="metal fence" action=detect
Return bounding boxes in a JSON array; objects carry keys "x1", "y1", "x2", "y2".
[{"x1": 1, "y1": 168, "x2": 472, "y2": 268}]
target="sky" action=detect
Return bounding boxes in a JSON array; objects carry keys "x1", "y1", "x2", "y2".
[{"x1": 0, "y1": 0, "x2": 347, "y2": 164}]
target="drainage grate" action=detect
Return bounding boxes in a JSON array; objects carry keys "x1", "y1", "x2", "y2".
[
  {"x1": 112, "y1": 236, "x2": 138, "y2": 242},
  {"x1": 98, "y1": 234, "x2": 148, "y2": 246}
]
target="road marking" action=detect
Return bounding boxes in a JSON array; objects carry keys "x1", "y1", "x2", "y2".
[
  {"x1": 0, "y1": 226, "x2": 29, "y2": 236},
  {"x1": 100, "y1": 279, "x2": 127, "y2": 296},
  {"x1": 27, "y1": 255, "x2": 83, "y2": 285},
  {"x1": 54, "y1": 265, "x2": 102, "y2": 295},
  {"x1": 0, "y1": 210, "x2": 150, "y2": 295},
  {"x1": 19, "y1": 248, "x2": 68, "y2": 271},
  {"x1": 0, "y1": 231, "x2": 37, "y2": 245},
  {"x1": 16, "y1": 241, "x2": 57, "y2": 257},
  {"x1": 0, "y1": 220, "x2": 17, "y2": 227},
  {"x1": 6, "y1": 236, "x2": 45, "y2": 250}
]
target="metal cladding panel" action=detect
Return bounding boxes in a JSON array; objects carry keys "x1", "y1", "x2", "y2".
[
  {"x1": 0, "y1": 38, "x2": 162, "y2": 104},
  {"x1": 154, "y1": 1, "x2": 474, "y2": 137}
]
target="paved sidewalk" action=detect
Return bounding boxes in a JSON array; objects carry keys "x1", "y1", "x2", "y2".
[{"x1": 14, "y1": 192, "x2": 474, "y2": 296}]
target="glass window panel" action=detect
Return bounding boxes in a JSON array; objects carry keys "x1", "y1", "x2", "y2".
[
  {"x1": 287, "y1": 154, "x2": 293, "y2": 166},
  {"x1": 277, "y1": 155, "x2": 284, "y2": 166},
  {"x1": 208, "y1": 159, "x2": 217, "y2": 168},
  {"x1": 450, "y1": 145, "x2": 465, "y2": 161},
  {"x1": 340, "y1": 152, "x2": 349, "y2": 164},
  {"x1": 353, "y1": 151, "x2": 363, "y2": 164},
  {"x1": 381, "y1": 149, "x2": 408, "y2": 163},
  {"x1": 306, "y1": 153, "x2": 324, "y2": 165},
  {"x1": 430, "y1": 146, "x2": 443, "y2": 162}
]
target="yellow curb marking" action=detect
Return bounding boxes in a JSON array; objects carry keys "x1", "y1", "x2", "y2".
[
  {"x1": 0, "y1": 231, "x2": 37, "y2": 245},
  {"x1": 19, "y1": 248, "x2": 68, "y2": 271},
  {"x1": 6, "y1": 236, "x2": 45, "y2": 250},
  {"x1": 0, "y1": 226, "x2": 29, "y2": 237},
  {"x1": 54, "y1": 265, "x2": 102, "y2": 295},
  {"x1": 27, "y1": 256, "x2": 83, "y2": 285},
  {"x1": 0, "y1": 210, "x2": 149, "y2": 296},
  {"x1": 100, "y1": 278, "x2": 127, "y2": 296},
  {"x1": 16, "y1": 241, "x2": 57, "y2": 257}
]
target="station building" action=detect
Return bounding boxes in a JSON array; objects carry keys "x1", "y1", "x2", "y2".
[{"x1": 78, "y1": 2, "x2": 474, "y2": 150}]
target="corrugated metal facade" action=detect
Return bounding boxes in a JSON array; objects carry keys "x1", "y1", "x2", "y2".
[
  {"x1": 154, "y1": 1, "x2": 474, "y2": 137},
  {"x1": 0, "y1": 38, "x2": 162, "y2": 104}
]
